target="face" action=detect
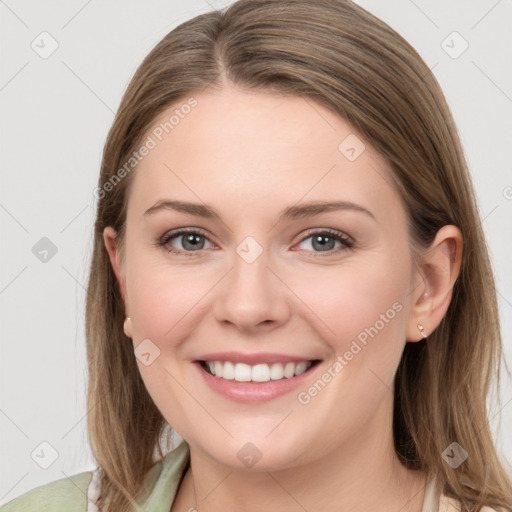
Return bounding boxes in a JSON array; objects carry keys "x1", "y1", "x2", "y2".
[{"x1": 106, "y1": 85, "x2": 424, "y2": 471}]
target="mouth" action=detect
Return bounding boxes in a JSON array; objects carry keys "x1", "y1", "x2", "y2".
[
  {"x1": 192, "y1": 352, "x2": 324, "y2": 402},
  {"x1": 197, "y1": 359, "x2": 321, "y2": 383}
]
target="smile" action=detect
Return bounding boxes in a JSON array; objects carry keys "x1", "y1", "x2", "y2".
[
  {"x1": 193, "y1": 352, "x2": 322, "y2": 402},
  {"x1": 200, "y1": 360, "x2": 315, "y2": 382}
]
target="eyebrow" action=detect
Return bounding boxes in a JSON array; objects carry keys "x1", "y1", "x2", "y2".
[{"x1": 144, "y1": 199, "x2": 376, "y2": 223}]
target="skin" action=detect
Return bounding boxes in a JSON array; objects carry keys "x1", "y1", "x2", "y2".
[{"x1": 104, "y1": 84, "x2": 463, "y2": 512}]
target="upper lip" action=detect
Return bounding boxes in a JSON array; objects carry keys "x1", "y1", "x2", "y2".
[{"x1": 195, "y1": 352, "x2": 320, "y2": 365}]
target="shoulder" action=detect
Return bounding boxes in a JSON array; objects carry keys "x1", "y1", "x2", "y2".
[
  {"x1": 0, "y1": 442, "x2": 190, "y2": 512},
  {"x1": 0, "y1": 470, "x2": 93, "y2": 512}
]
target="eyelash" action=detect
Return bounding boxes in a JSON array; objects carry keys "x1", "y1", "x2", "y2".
[{"x1": 154, "y1": 227, "x2": 354, "y2": 258}]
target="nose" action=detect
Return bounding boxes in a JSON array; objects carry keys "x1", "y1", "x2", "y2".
[{"x1": 212, "y1": 245, "x2": 292, "y2": 334}]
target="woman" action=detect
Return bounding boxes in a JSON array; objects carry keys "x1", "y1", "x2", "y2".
[{"x1": 2, "y1": 0, "x2": 511, "y2": 511}]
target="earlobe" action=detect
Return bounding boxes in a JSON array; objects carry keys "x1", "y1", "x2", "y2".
[
  {"x1": 416, "y1": 323, "x2": 428, "y2": 339},
  {"x1": 103, "y1": 226, "x2": 128, "y2": 306},
  {"x1": 407, "y1": 225, "x2": 463, "y2": 342},
  {"x1": 123, "y1": 316, "x2": 133, "y2": 338}
]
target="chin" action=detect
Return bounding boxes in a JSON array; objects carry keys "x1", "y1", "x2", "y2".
[{"x1": 190, "y1": 430, "x2": 313, "y2": 472}]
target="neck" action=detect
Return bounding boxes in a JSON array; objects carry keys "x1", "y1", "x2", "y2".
[{"x1": 173, "y1": 422, "x2": 427, "y2": 512}]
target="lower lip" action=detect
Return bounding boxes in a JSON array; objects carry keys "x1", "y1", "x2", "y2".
[{"x1": 194, "y1": 361, "x2": 320, "y2": 403}]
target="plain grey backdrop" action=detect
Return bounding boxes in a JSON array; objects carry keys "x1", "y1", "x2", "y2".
[{"x1": 1, "y1": 0, "x2": 511, "y2": 504}]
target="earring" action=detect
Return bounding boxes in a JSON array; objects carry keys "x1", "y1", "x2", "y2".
[
  {"x1": 123, "y1": 317, "x2": 132, "y2": 338},
  {"x1": 417, "y1": 323, "x2": 427, "y2": 338}
]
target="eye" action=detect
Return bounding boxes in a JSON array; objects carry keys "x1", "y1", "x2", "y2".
[
  {"x1": 294, "y1": 229, "x2": 354, "y2": 257},
  {"x1": 156, "y1": 228, "x2": 215, "y2": 256}
]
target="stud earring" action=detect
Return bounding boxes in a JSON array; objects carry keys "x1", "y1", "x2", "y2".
[
  {"x1": 124, "y1": 317, "x2": 132, "y2": 338},
  {"x1": 417, "y1": 323, "x2": 427, "y2": 338}
]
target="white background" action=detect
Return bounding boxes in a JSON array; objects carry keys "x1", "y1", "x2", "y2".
[{"x1": 1, "y1": 0, "x2": 511, "y2": 504}]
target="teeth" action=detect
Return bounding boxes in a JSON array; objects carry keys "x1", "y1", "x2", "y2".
[
  {"x1": 205, "y1": 360, "x2": 313, "y2": 382},
  {"x1": 283, "y1": 362, "x2": 295, "y2": 378},
  {"x1": 294, "y1": 361, "x2": 309, "y2": 376},
  {"x1": 252, "y1": 364, "x2": 270, "y2": 382},
  {"x1": 234, "y1": 363, "x2": 252, "y2": 382},
  {"x1": 223, "y1": 361, "x2": 235, "y2": 380},
  {"x1": 214, "y1": 361, "x2": 224, "y2": 378}
]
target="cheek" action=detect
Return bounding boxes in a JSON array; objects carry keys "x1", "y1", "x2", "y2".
[
  {"x1": 292, "y1": 258, "x2": 410, "y2": 353},
  {"x1": 125, "y1": 249, "x2": 218, "y2": 344}
]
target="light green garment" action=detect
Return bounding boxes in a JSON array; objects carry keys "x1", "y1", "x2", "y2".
[
  {"x1": 0, "y1": 442, "x2": 190, "y2": 512},
  {"x1": 0, "y1": 441, "x2": 501, "y2": 512}
]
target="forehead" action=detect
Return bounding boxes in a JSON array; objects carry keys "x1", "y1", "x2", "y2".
[{"x1": 127, "y1": 86, "x2": 405, "y2": 228}]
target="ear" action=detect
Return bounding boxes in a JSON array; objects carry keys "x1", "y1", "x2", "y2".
[
  {"x1": 103, "y1": 226, "x2": 128, "y2": 312},
  {"x1": 406, "y1": 225, "x2": 463, "y2": 342}
]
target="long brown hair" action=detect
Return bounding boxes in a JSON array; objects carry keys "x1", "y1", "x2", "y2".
[{"x1": 85, "y1": 1, "x2": 512, "y2": 510}]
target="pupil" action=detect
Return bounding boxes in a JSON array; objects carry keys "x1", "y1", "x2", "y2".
[
  {"x1": 313, "y1": 235, "x2": 334, "y2": 251},
  {"x1": 183, "y1": 234, "x2": 204, "y2": 250}
]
